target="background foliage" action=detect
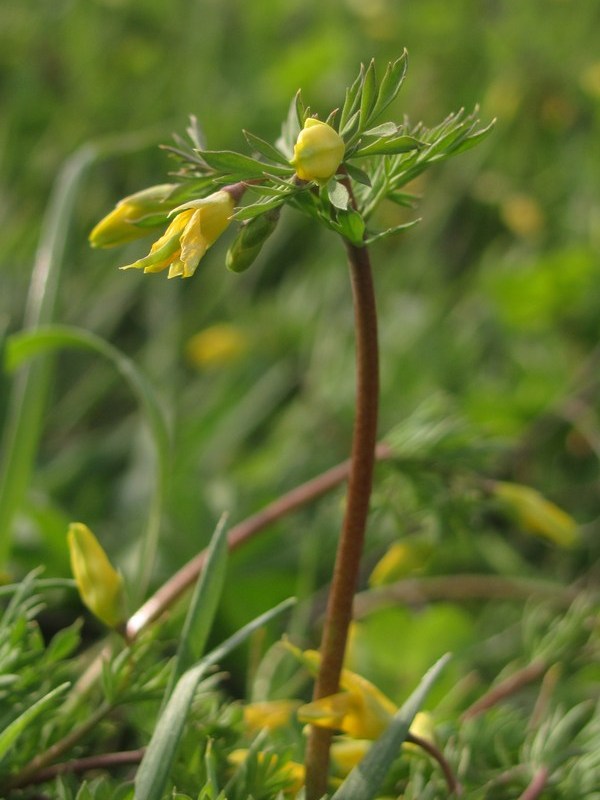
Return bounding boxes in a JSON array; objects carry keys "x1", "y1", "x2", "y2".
[{"x1": 0, "y1": 1, "x2": 598, "y2": 797}]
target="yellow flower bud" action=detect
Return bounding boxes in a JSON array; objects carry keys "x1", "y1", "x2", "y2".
[
  {"x1": 120, "y1": 190, "x2": 236, "y2": 279},
  {"x1": 89, "y1": 184, "x2": 178, "y2": 248},
  {"x1": 67, "y1": 522, "x2": 125, "y2": 628},
  {"x1": 290, "y1": 118, "x2": 345, "y2": 182},
  {"x1": 492, "y1": 481, "x2": 579, "y2": 548}
]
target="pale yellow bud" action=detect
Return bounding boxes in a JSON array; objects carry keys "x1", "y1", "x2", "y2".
[
  {"x1": 290, "y1": 118, "x2": 345, "y2": 182},
  {"x1": 89, "y1": 184, "x2": 178, "y2": 248},
  {"x1": 67, "y1": 522, "x2": 125, "y2": 628}
]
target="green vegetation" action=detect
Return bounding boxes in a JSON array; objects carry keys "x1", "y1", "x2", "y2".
[{"x1": 1, "y1": 2, "x2": 598, "y2": 798}]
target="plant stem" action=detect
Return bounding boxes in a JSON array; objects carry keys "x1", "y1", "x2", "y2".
[{"x1": 305, "y1": 233, "x2": 379, "y2": 800}]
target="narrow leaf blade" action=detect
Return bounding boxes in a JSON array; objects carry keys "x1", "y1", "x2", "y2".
[
  {"x1": 134, "y1": 598, "x2": 295, "y2": 800},
  {"x1": 331, "y1": 654, "x2": 451, "y2": 800}
]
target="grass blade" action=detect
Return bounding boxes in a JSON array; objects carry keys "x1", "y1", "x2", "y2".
[
  {"x1": 163, "y1": 513, "x2": 229, "y2": 700},
  {"x1": 134, "y1": 597, "x2": 295, "y2": 800}
]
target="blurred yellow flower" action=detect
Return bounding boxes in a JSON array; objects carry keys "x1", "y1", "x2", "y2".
[
  {"x1": 500, "y1": 193, "x2": 544, "y2": 239},
  {"x1": 186, "y1": 323, "x2": 248, "y2": 369},
  {"x1": 493, "y1": 481, "x2": 579, "y2": 548},
  {"x1": 291, "y1": 118, "x2": 345, "y2": 182},
  {"x1": 243, "y1": 699, "x2": 301, "y2": 733},
  {"x1": 121, "y1": 190, "x2": 235, "y2": 279},
  {"x1": 329, "y1": 712, "x2": 435, "y2": 774},
  {"x1": 67, "y1": 522, "x2": 125, "y2": 628},
  {"x1": 287, "y1": 643, "x2": 395, "y2": 739},
  {"x1": 228, "y1": 749, "x2": 305, "y2": 797},
  {"x1": 89, "y1": 184, "x2": 178, "y2": 248},
  {"x1": 368, "y1": 540, "x2": 432, "y2": 587}
]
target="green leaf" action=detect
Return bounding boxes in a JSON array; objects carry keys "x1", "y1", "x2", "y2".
[
  {"x1": 134, "y1": 598, "x2": 295, "y2": 800},
  {"x1": 354, "y1": 135, "x2": 422, "y2": 158},
  {"x1": 345, "y1": 162, "x2": 372, "y2": 187},
  {"x1": 364, "y1": 218, "x2": 420, "y2": 244},
  {"x1": 339, "y1": 63, "x2": 365, "y2": 132},
  {"x1": 359, "y1": 60, "x2": 378, "y2": 129},
  {"x1": 331, "y1": 654, "x2": 451, "y2": 800},
  {"x1": 326, "y1": 179, "x2": 350, "y2": 211},
  {"x1": 197, "y1": 150, "x2": 291, "y2": 178},
  {"x1": 233, "y1": 196, "x2": 286, "y2": 221},
  {"x1": 362, "y1": 122, "x2": 399, "y2": 138},
  {"x1": 275, "y1": 92, "x2": 303, "y2": 159},
  {"x1": 340, "y1": 109, "x2": 360, "y2": 139},
  {"x1": 242, "y1": 130, "x2": 290, "y2": 166},
  {"x1": 163, "y1": 514, "x2": 229, "y2": 701},
  {"x1": 0, "y1": 682, "x2": 70, "y2": 762},
  {"x1": 447, "y1": 117, "x2": 496, "y2": 155},
  {"x1": 371, "y1": 52, "x2": 408, "y2": 121}
]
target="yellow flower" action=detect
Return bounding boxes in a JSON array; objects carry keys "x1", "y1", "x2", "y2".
[
  {"x1": 121, "y1": 190, "x2": 235, "y2": 279},
  {"x1": 329, "y1": 712, "x2": 436, "y2": 775},
  {"x1": 67, "y1": 522, "x2": 125, "y2": 628},
  {"x1": 186, "y1": 323, "x2": 248, "y2": 369},
  {"x1": 287, "y1": 643, "x2": 437, "y2": 745},
  {"x1": 228, "y1": 749, "x2": 305, "y2": 797},
  {"x1": 89, "y1": 184, "x2": 178, "y2": 248},
  {"x1": 243, "y1": 699, "x2": 301, "y2": 733},
  {"x1": 330, "y1": 738, "x2": 372, "y2": 776},
  {"x1": 286, "y1": 644, "x2": 395, "y2": 739},
  {"x1": 290, "y1": 118, "x2": 345, "y2": 182},
  {"x1": 492, "y1": 481, "x2": 579, "y2": 548},
  {"x1": 368, "y1": 540, "x2": 432, "y2": 587}
]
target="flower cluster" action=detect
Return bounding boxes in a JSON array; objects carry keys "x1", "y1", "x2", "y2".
[{"x1": 90, "y1": 55, "x2": 493, "y2": 280}]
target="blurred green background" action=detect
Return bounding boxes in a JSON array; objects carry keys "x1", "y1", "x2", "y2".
[{"x1": 1, "y1": 0, "x2": 598, "y2": 669}]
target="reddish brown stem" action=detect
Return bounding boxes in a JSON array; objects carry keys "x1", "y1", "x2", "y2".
[
  {"x1": 518, "y1": 766, "x2": 550, "y2": 800},
  {"x1": 406, "y1": 733, "x2": 462, "y2": 796},
  {"x1": 305, "y1": 233, "x2": 379, "y2": 800},
  {"x1": 461, "y1": 659, "x2": 547, "y2": 721},
  {"x1": 8, "y1": 749, "x2": 145, "y2": 789},
  {"x1": 126, "y1": 443, "x2": 391, "y2": 641}
]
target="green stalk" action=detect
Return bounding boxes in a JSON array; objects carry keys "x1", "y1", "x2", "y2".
[{"x1": 305, "y1": 229, "x2": 380, "y2": 799}]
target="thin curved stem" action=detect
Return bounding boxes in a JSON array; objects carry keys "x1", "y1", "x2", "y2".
[
  {"x1": 126, "y1": 443, "x2": 391, "y2": 641},
  {"x1": 305, "y1": 230, "x2": 379, "y2": 800}
]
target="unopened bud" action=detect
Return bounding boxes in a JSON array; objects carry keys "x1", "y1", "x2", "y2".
[
  {"x1": 290, "y1": 118, "x2": 345, "y2": 182},
  {"x1": 90, "y1": 184, "x2": 178, "y2": 248},
  {"x1": 226, "y1": 209, "x2": 280, "y2": 273},
  {"x1": 67, "y1": 522, "x2": 125, "y2": 628}
]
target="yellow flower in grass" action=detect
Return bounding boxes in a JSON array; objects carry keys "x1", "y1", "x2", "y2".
[
  {"x1": 67, "y1": 522, "x2": 125, "y2": 628},
  {"x1": 492, "y1": 481, "x2": 579, "y2": 548},
  {"x1": 228, "y1": 749, "x2": 305, "y2": 797},
  {"x1": 291, "y1": 118, "x2": 345, "y2": 182},
  {"x1": 286, "y1": 643, "x2": 436, "y2": 746},
  {"x1": 286, "y1": 644, "x2": 395, "y2": 739},
  {"x1": 243, "y1": 699, "x2": 302, "y2": 733},
  {"x1": 186, "y1": 323, "x2": 248, "y2": 369},
  {"x1": 89, "y1": 184, "x2": 178, "y2": 248},
  {"x1": 121, "y1": 190, "x2": 236, "y2": 279}
]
